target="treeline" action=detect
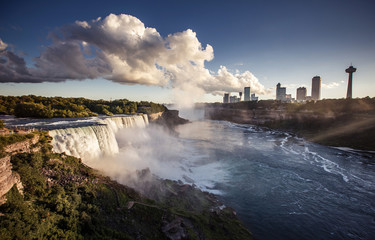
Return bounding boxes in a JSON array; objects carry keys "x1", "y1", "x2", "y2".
[
  {"x1": 206, "y1": 97, "x2": 375, "y2": 114},
  {"x1": 0, "y1": 95, "x2": 167, "y2": 118}
]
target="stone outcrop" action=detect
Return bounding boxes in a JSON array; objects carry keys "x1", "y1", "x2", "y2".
[
  {"x1": 0, "y1": 134, "x2": 39, "y2": 204},
  {"x1": 149, "y1": 110, "x2": 189, "y2": 129},
  {"x1": 0, "y1": 156, "x2": 23, "y2": 204},
  {"x1": 148, "y1": 112, "x2": 164, "y2": 122},
  {"x1": 4, "y1": 135, "x2": 39, "y2": 155}
]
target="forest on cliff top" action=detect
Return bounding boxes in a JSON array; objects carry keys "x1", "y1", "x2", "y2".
[{"x1": 0, "y1": 95, "x2": 166, "y2": 118}]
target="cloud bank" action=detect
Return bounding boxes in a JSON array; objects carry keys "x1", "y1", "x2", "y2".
[{"x1": 0, "y1": 14, "x2": 266, "y2": 102}]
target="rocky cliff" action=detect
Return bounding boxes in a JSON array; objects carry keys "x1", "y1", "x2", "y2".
[
  {"x1": 204, "y1": 107, "x2": 335, "y2": 125},
  {"x1": 0, "y1": 135, "x2": 39, "y2": 204},
  {"x1": 149, "y1": 110, "x2": 189, "y2": 129},
  {"x1": 205, "y1": 107, "x2": 375, "y2": 151},
  {"x1": 0, "y1": 156, "x2": 23, "y2": 204}
]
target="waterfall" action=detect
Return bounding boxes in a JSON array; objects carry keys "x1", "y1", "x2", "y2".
[{"x1": 49, "y1": 115, "x2": 148, "y2": 161}]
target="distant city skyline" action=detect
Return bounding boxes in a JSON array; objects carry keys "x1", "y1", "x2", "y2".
[{"x1": 1, "y1": 0, "x2": 374, "y2": 104}]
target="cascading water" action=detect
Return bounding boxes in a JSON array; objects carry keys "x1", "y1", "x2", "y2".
[{"x1": 49, "y1": 115, "x2": 148, "y2": 161}]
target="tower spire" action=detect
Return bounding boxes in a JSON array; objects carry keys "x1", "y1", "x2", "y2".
[{"x1": 345, "y1": 65, "x2": 356, "y2": 99}]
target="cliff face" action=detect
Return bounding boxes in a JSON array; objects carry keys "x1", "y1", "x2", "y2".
[
  {"x1": 148, "y1": 112, "x2": 163, "y2": 121},
  {"x1": 204, "y1": 107, "x2": 332, "y2": 125},
  {"x1": 3, "y1": 135, "x2": 39, "y2": 155},
  {"x1": 0, "y1": 135, "x2": 39, "y2": 204},
  {"x1": 149, "y1": 110, "x2": 189, "y2": 128},
  {"x1": 0, "y1": 156, "x2": 23, "y2": 204},
  {"x1": 205, "y1": 107, "x2": 375, "y2": 151}
]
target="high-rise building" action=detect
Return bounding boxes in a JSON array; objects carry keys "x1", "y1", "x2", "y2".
[
  {"x1": 223, "y1": 93, "x2": 230, "y2": 103},
  {"x1": 230, "y1": 96, "x2": 240, "y2": 103},
  {"x1": 251, "y1": 93, "x2": 258, "y2": 101},
  {"x1": 239, "y1": 92, "x2": 243, "y2": 101},
  {"x1": 244, "y1": 87, "x2": 251, "y2": 101},
  {"x1": 276, "y1": 83, "x2": 286, "y2": 101},
  {"x1": 345, "y1": 65, "x2": 356, "y2": 99},
  {"x1": 296, "y1": 87, "x2": 307, "y2": 101},
  {"x1": 311, "y1": 76, "x2": 321, "y2": 100}
]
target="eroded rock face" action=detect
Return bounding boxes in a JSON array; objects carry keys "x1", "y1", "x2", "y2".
[
  {"x1": 0, "y1": 156, "x2": 23, "y2": 204},
  {"x1": 0, "y1": 135, "x2": 38, "y2": 204},
  {"x1": 4, "y1": 135, "x2": 39, "y2": 155},
  {"x1": 149, "y1": 110, "x2": 189, "y2": 134},
  {"x1": 148, "y1": 112, "x2": 164, "y2": 122}
]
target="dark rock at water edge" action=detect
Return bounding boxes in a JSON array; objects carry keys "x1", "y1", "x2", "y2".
[{"x1": 151, "y1": 110, "x2": 190, "y2": 135}]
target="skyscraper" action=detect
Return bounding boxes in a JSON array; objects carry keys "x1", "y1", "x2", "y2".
[
  {"x1": 345, "y1": 65, "x2": 356, "y2": 99},
  {"x1": 296, "y1": 87, "x2": 307, "y2": 101},
  {"x1": 276, "y1": 83, "x2": 286, "y2": 101},
  {"x1": 230, "y1": 96, "x2": 237, "y2": 103},
  {"x1": 311, "y1": 76, "x2": 321, "y2": 100},
  {"x1": 244, "y1": 87, "x2": 251, "y2": 101},
  {"x1": 223, "y1": 93, "x2": 230, "y2": 103}
]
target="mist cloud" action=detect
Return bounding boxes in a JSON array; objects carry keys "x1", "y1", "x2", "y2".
[{"x1": 0, "y1": 14, "x2": 266, "y2": 100}]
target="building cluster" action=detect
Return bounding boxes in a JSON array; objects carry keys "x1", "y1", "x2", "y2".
[
  {"x1": 223, "y1": 76, "x2": 323, "y2": 104},
  {"x1": 223, "y1": 87, "x2": 258, "y2": 103},
  {"x1": 276, "y1": 76, "x2": 321, "y2": 102},
  {"x1": 223, "y1": 65, "x2": 356, "y2": 103}
]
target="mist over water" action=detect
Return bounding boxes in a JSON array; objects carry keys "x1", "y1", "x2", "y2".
[
  {"x1": 84, "y1": 113, "x2": 375, "y2": 240},
  {"x1": 8, "y1": 112, "x2": 375, "y2": 239}
]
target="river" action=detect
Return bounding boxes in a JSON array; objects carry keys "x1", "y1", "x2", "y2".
[
  {"x1": 2, "y1": 113, "x2": 375, "y2": 239},
  {"x1": 174, "y1": 119, "x2": 375, "y2": 240}
]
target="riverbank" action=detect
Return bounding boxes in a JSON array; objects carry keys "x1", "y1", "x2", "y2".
[{"x1": 205, "y1": 107, "x2": 375, "y2": 151}]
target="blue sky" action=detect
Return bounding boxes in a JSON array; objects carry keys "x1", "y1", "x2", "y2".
[{"x1": 1, "y1": 0, "x2": 374, "y2": 103}]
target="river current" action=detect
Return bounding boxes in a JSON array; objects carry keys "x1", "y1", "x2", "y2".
[
  {"x1": 2, "y1": 113, "x2": 375, "y2": 239},
  {"x1": 174, "y1": 120, "x2": 375, "y2": 240}
]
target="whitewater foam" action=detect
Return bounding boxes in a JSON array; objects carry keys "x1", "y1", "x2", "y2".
[
  {"x1": 49, "y1": 115, "x2": 148, "y2": 161},
  {"x1": 303, "y1": 146, "x2": 350, "y2": 182}
]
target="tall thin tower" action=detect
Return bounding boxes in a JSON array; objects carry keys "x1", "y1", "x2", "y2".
[{"x1": 345, "y1": 65, "x2": 356, "y2": 99}]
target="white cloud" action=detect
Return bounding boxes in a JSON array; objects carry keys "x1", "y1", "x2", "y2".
[
  {"x1": 322, "y1": 82, "x2": 340, "y2": 89},
  {"x1": 75, "y1": 20, "x2": 90, "y2": 29},
  {"x1": 0, "y1": 39, "x2": 7, "y2": 51},
  {"x1": 0, "y1": 13, "x2": 267, "y2": 104}
]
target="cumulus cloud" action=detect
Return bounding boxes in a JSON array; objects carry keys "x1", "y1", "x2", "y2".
[
  {"x1": 0, "y1": 13, "x2": 266, "y2": 103},
  {"x1": 0, "y1": 39, "x2": 8, "y2": 51}
]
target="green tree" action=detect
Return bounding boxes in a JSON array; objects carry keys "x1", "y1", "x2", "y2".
[{"x1": 14, "y1": 102, "x2": 52, "y2": 118}]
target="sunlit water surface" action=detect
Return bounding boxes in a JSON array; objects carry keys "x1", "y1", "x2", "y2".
[{"x1": 172, "y1": 120, "x2": 375, "y2": 240}]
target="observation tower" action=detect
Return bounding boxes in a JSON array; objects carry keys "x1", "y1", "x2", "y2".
[{"x1": 345, "y1": 65, "x2": 356, "y2": 99}]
